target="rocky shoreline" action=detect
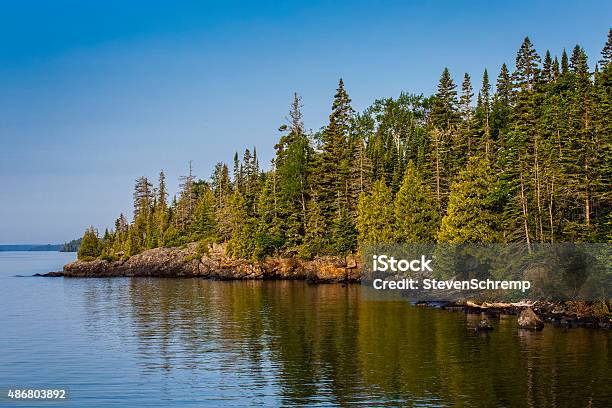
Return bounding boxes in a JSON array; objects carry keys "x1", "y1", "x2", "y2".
[
  {"x1": 41, "y1": 243, "x2": 610, "y2": 329},
  {"x1": 418, "y1": 299, "x2": 611, "y2": 330},
  {"x1": 47, "y1": 243, "x2": 361, "y2": 283}
]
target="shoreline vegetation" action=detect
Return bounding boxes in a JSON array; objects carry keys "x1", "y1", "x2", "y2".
[
  {"x1": 64, "y1": 34, "x2": 611, "y2": 326},
  {"x1": 42, "y1": 242, "x2": 611, "y2": 329}
]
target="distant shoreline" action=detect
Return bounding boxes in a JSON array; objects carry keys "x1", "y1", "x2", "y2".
[{"x1": 0, "y1": 244, "x2": 65, "y2": 252}]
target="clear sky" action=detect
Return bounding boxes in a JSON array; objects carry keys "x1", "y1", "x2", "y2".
[{"x1": 1, "y1": 0, "x2": 610, "y2": 244}]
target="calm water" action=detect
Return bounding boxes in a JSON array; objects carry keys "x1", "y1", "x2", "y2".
[{"x1": 0, "y1": 252, "x2": 610, "y2": 407}]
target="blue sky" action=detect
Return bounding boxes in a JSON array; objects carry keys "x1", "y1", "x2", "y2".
[{"x1": 1, "y1": 0, "x2": 610, "y2": 243}]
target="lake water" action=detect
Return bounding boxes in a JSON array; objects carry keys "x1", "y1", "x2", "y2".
[{"x1": 0, "y1": 251, "x2": 610, "y2": 407}]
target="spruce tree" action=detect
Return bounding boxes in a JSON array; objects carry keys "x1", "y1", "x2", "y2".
[
  {"x1": 542, "y1": 50, "x2": 553, "y2": 83},
  {"x1": 438, "y1": 157, "x2": 499, "y2": 243},
  {"x1": 254, "y1": 173, "x2": 284, "y2": 259},
  {"x1": 431, "y1": 67, "x2": 459, "y2": 130},
  {"x1": 77, "y1": 226, "x2": 102, "y2": 260},
  {"x1": 192, "y1": 188, "x2": 217, "y2": 241},
  {"x1": 514, "y1": 36, "x2": 541, "y2": 91},
  {"x1": 394, "y1": 161, "x2": 440, "y2": 243},
  {"x1": 429, "y1": 68, "x2": 459, "y2": 211},
  {"x1": 331, "y1": 206, "x2": 357, "y2": 256},
  {"x1": 561, "y1": 49, "x2": 569, "y2": 75},
  {"x1": 156, "y1": 171, "x2": 168, "y2": 245},
  {"x1": 599, "y1": 28, "x2": 612, "y2": 67},
  {"x1": 356, "y1": 179, "x2": 394, "y2": 245},
  {"x1": 300, "y1": 192, "x2": 327, "y2": 258},
  {"x1": 459, "y1": 72, "x2": 474, "y2": 154},
  {"x1": 275, "y1": 93, "x2": 313, "y2": 252},
  {"x1": 316, "y1": 79, "x2": 355, "y2": 250}
]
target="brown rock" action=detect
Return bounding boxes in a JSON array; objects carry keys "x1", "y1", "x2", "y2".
[
  {"x1": 518, "y1": 307, "x2": 544, "y2": 330},
  {"x1": 61, "y1": 242, "x2": 361, "y2": 283}
]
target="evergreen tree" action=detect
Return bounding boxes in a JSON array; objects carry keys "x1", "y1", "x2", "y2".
[
  {"x1": 77, "y1": 226, "x2": 101, "y2": 260},
  {"x1": 315, "y1": 79, "x2": 355, "y2": 250},
  {"x1": 438, "y1": 157, "x2": 499, "y2": 243},
  {"x1": 430, "y1": 67, "x2": 459, "y2": 130},
  {"x1": 561, "y1": 49, "x2": 570, "y2": 75},
  {"x1": 192, "y1": 188, "x2": 217, "y2": 241},
  {"x1": 599, "y1": 28, "x2": 612, "y2": 67},
  {"x1": 356, "y1": 179, "x2": 394, "y2": 245},
  {"x1": 394, "y1": 161, "x2": 440, "y2": 243},
  {"x1": 254, "y1": 173, "x2": 284, "y2": 259},
  {"x1": 156, "y1": 170, "x2": 168, "y2": 245},
  {"x1": 300, "y1": 192, "x2": 326, "y2": 259},
  {"x1": 542, "y1": 50, "x2": 553, "y2": 83},
  {"x1": 514, "y1": 36, "x2": 541, "y2": 91},
  {"x1": 429, "y1": 68, "x2": 459, "y2": 210},
  {"x1": 331, "y1": 206, "x2": 357, "y2": 256},
  {"x1": 459, "y1": 72, "x2": 474, "y2": 154},
  {"x1": 81, "y1": 30, "x2": 612, "y2": 262},
  {"x1": 177, "y1": 161, "x2": 196, "y2": 230},
  {"x1": 275, "y1": 93, "x2": 313, "y2": 251}
]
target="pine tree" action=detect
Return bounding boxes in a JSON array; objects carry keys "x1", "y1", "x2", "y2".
[
  {"x1": 599, "y1": 28, "x2": 612, "y2": 67},
  {"x1": 356, "y1": 179, "x2": 394, "y2": 245},
  {"x1": 429, "y1": 68, "x2": 459, "y2": 211},
  {"x1": 226, "y1": 190, "x2": 254, "y2": 259},
  {"x1": 192, "y1": 188, "x2": 217, "y2": 241},
  {"x1": 438, "y1": 157, "x2": 499, "y2": 243},
  {"x1": 275, "y1": 93, "x2": 313, "y2": 252},
  {"x1": 431, "y1": 67, "x2": 459, "y2": 131},
  {"x1": 561, "y1": 49, "x2": 569, "y2": 75},
  {"x1": 497, "y1": 63, "x2": 513, "y2": 103},
  {"x1": 542, "y1": 50, "x2": 553, "y2": 83},
  {"x1": 475, "y1": 69, "x2": 492, "y2": 158},
  {"x1": 156, "y1": 171, "x2": 168, "y2": 245},
  {"x1": 394, "y1": 161, "x2": 440, "y2": 243},
  {"x1": 254, "y1": 173, "x2": 284, "y2": 259},
  {"x1": 459, "y1": 72, "x2": 474, "y2": 154},
  {"x1": 126, "y1": 224, "x2": 143, "y2": 256},
  {"x1": 315, "y1": 79, "x2": 355, "y2": 249},
  {"x1": 562, "y1": 44, "x2": 598, "y2": 241},
  {"x1": 331, "y1": 206, "x2": 357, "y2": 256},
  {"x1": 211, "y1": 162, "x2": 232, "y2": 242},
  {"x1": 552, "y1": 56, "x2": 560, "y2": 80},
  {"x1": 77, "y1": 226, "x2": 101, "y2": 260},
  {"x1": 514, "y1": 36, "x2": 541, "y2": 91},
  {"x1": 177, "y1": 161, "x2": 196, "y2": 230},
  {"x1": 300, "y1": 192, "x2": 326, "y2": 259},
  {"x1": 133, "y1": 176, "x2": 153, "y2": 219}
]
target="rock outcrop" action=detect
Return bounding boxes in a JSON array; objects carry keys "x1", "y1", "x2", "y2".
[
  {"x1": 61, "y1": 243, "x2": 361, "y2": 283},
  {"x1": 518, "y1": 307, "x2": 545, "y2": 330}
]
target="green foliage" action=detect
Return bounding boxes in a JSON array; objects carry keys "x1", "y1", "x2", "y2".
[
  {"x1": 77, "y1": 226, "x2": 101, "y2": 260},
  {"x1": 88, "y1": 30, "x2": 611, "y2": 261},
  {"x1": 394, "y1": 161, "x2": 440, "y2": 243},
  {"x1": 300, "y1": 192, "x2": 327, "y2": 259},
  {"x1": 331, "y1": 206, "x2": 357, "y2": 256},
  {"x1": 357, "y1": 179, "x2": 394, "y2": 245},
  {"x1": 438, "y1": 157, "x2": 499, "y2": 244}
]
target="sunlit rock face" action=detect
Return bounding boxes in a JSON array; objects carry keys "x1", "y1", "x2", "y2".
[{"x1": 63, "y1": 242, "x2": 361, "y2": 283}]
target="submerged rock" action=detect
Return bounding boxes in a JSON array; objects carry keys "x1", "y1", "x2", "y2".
[
  {"x1": 518, "y1": 307, "x2": 544, "y2": 330},
  {"x1": 475, "y1": 318, "x2": 494, "y2": 331}
]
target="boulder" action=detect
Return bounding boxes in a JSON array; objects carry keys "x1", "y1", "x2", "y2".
[
  {"x1": 518, "y1": 307, "x2": 544, "y2": 330},
  {"x1": 475, "y1": 318, "x2": 494, "y2": 331}
]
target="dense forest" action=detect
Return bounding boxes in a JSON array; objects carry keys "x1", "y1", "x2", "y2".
[{"x1": 78, "y1": 32, "x2": 612, "y2": 261}]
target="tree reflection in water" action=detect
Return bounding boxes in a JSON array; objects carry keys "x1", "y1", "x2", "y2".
[{"x1": 80, "y1": 279, "x2": 611, "y2": 406}]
